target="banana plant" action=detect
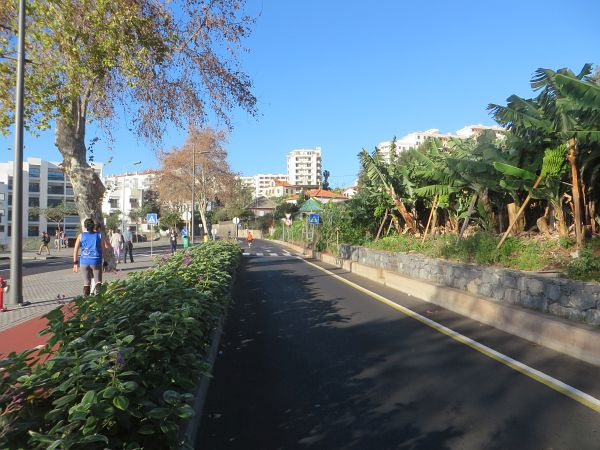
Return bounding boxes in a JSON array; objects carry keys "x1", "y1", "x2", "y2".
[
  {"x1": 495, "y1": 144, "x2": 569, "y2": 248},
  {"x1": 358, "y1": 149, "x2": 418, "y2": 233}
]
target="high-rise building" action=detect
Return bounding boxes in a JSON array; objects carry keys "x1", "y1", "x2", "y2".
[
  {"x1": 287, "y1": 147, "x2": 322, "y2": 188},
  {"x1": 0, "y1": 157, "x2": 103, "y2": 245}
]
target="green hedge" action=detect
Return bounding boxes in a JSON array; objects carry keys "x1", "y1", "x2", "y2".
[{"x1": 0, "y1": 241, "x2": 241, "y2": 449}]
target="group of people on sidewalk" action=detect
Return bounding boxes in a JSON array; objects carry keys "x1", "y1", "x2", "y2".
[{"x1": 108, "y1": 228, "x2": 135, "y2": 264}]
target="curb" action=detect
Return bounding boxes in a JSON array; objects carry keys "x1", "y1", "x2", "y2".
[
  {"x1": 179, "y1": 316, "x2": 225, "y2": 449},
  {"x1": 273, "y1": 240, "x2": 600, "y2": 367}
]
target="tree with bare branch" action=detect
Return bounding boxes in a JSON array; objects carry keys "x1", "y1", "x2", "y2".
[{"x1": 154, "y1": 126, "x2": 235, "y2": 235}]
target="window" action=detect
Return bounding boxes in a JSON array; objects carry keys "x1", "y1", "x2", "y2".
[
  {"x1": 29, "y1": 166, "x2": 41, "y2": 178},
  {"x1": 29, "y1": 182, "x2": 40, "y2": 192},
  {"x1": 109, "y1": 198, "x2": 119, "y2": 208},
  {"x1": 47, "y1": 198, "x2": 63, "y2": 208},
  {"x1": 8, "y1": 210, "x2": 11, "y2": 221},
  {"x1": 130, "y1": 198, "x2": 139, "y2": 208},
  {"x1": 47, "y1": 185, "x2": 64, "y2": 195},
  {"x1": 0, "y1": 225, "x2": 4, "y2": 233},
  {"x1": 47, "y1": 169, "x2": 64, "y2": 181},
  {"x1": 28, "y1": 225, "x2": 39, "y2": 237},
  {"x1": 28, "y1": 211, "x2": 40, "y2": 222},
  {"x1": 0, "y1": 193, "x2": 4, "y2": 201},
  {"x1": 28, "y1": 197, "x2": 40, "y2": 207}
]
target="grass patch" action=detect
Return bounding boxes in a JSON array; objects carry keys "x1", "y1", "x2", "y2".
[{"x1": 365, "y1": 232, "x2": 598, "y2": 280}]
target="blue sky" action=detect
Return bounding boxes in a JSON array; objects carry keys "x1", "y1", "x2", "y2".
[{"x1": 2, "y1": 0, "x2": 599, "y2": 187}]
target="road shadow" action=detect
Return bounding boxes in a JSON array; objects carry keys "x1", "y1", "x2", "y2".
[{"x1": 196, "y1": 257, "x2": 600, "y2": 450}]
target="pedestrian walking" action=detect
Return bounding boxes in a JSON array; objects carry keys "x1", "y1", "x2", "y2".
[
  {"x1": 54, "y1": 229, "x2": 61, "y2": 251},
  {"x1": 110, "y1": 229, "x2": 123, "y2": 264},
  {"x1": 169, "y1": 227, "x2": 178, "y2": 254},
  {"x1": 37, "y1": 231, "x2": 51, "y2": 255},
  {"x1": 247, "y1": 230, "x2": 253, "y2": 248},
  {"x1": 122, "y1": 227, "x2": 134, "y2": 263},
  {"x1": 73, "y1": 218, "x2": 110, "y2": 297}
]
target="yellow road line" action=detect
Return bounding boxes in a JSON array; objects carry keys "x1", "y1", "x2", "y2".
[{"x1": 298, "y1": 256, "x2": 600, "y2": 414}]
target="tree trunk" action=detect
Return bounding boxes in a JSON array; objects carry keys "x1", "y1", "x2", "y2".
[
  {"x1": 55, "y1": 100, "x2": 105, "y2": 225},
  {"x1": 457, "y1": 192, "x2": 478, "y2": 242},
  {"x1": 387, "y1": 189, "x2": 417, "y2": 233},
  {"x1": 421, "y1": 194, "x2": 438, "y2": 243},
  {"x1": 55, "y1": 99, "x2": 115, "y2": 267},
  {"x1": 480, "y1": 188, "x2": 498, "y2": 233},
  {"x1": 550, "y1": 199, "x2": 568, "y2": 237},
  {"x1": 497, "y1": 175, "x2": 543, "y2": 250},
  {"x1": 567, "y1": 138, "x2": 584, "y2": 249},
  {"x1": 590, "y1": 200, "x2": 597, "y2": 234},
  {"x1": 506, "y1": 203, "x2": 525, "y2": 234},
  {"x1": 375, "y1": 208, "x2": 389, "y2": 241},
  {"x1": 537, "y1": 214, "x2": 551, "y2": 235}
]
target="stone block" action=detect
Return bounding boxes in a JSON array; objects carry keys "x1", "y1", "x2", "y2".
[
  {"x1": 500, "y1": 276, "x2": 516, "y2": 289},
  {"x1": 584, "y1": 309, "x2": 600, "y2": 326},
  {"x1": 548, "y1": 303, "x2": 571, "y2": 319},
  {"x1": 503, "y1": 288, "x2": 520, "y2": 305},
  {"x1": 466, "y1": 279, "x2": 480, "y2": 294},
  {"x1": 479, "y1": 283, "x2": 493, "y2": 298},
  {"x1": 521, "y1": 294, "x2": 548, "y2": 312},
  {"x1": 545, "y1": 284, "x2": 562, "y2": 302},
  {"x1": 568, "y1": 292, "x2": 596, "y2": 311},
  {"x1": 524, "y1": 278, "x2": 545, "y2": 296}
]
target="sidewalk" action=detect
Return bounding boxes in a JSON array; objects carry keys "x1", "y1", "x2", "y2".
[{"x1": 0, "y1": 239, "x2": 174, "y2": 342}]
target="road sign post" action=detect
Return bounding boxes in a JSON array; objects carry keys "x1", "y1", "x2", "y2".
[
  {"x1": 147, "y1": 213, "x2": 158, "y2": 257},
  {"x1": 232, "y1": 217, "x2": 240, "y2": 240}
]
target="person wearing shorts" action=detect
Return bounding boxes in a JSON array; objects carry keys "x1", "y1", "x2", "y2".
[{"x1": 73, "y1": 218, "x2": 110, "y2": 297}]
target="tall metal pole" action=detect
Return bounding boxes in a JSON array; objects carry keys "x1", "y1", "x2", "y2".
[
  {"x1": 9, "y1": 0, "x2": 26, "y2": 306},
  {"x1": 191, "y1": 149, "x2": 195, "y2": 245}
]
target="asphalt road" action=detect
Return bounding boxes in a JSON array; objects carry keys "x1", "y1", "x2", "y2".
[{"x1": 196, "y1": 239, "x2": 600, "y2": 450}]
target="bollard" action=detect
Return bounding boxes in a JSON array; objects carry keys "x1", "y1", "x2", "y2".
[{"x1": 0, "y1": 276, "x2": 7, "y2": 311}]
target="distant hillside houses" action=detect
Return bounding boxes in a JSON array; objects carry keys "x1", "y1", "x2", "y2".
[{"x1": 377, "y1": 124, "x2": 506, "y2": 162}]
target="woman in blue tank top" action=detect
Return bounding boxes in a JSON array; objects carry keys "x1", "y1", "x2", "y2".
[{"x1": 73, "y1": 218, "x2": 110, "y2": 296}]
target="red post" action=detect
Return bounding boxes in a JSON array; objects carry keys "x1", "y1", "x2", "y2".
[{"x1": 0, "y1": 276, "x2": 6, "y2": 311}]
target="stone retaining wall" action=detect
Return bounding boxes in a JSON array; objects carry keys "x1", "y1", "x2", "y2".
[{"x1": 339, "y1": 245, "x2": 600, "y2": 327}]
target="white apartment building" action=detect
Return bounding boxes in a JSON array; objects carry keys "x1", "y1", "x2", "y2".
[
  {"x1": 287, "y1": 147, "x2": 322, "y2": 188},
  {"x1": 456, "y1": 124, "x2": 506, "y2": 140},
  {"x1": 0, "y1": 157, "x2": 103, "y2": 245},
  {"x1": 102, "y1": 171, "x2": 156, "y2": 231},
  {"x1": 377, "y1": 125, "x2": 506, "y2": 162},
  {"x1": 239, "y1": 174, "x2": 288, "y2": 198}
]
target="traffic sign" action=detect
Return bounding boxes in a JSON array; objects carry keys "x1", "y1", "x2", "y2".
[
  {"x1": 308, "y1": 213, "x2": 320, "y2": 225},
  {"x1": 147, "y1": 213, "x2": 158, "y2": 225},
  {"x1": 232, "y1": 216, "x2": 240, "y2": 225}
]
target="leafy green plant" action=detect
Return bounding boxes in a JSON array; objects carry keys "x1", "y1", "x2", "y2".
[{"x1": 0, "y1": 241, "x2": 241, "y2": 449}]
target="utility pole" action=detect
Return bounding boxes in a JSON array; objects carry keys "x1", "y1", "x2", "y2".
[{"x1": 9, "y1": 0, "x2": 27, "y2": 306}]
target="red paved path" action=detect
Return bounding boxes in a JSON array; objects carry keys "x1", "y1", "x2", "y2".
[{"x1": 0, "y1": 315, "x2": 51, "y2": 357}]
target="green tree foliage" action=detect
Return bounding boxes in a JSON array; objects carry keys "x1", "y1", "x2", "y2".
[{"x1": 0, "y1": 0, "x2": 256, "y2": 225}]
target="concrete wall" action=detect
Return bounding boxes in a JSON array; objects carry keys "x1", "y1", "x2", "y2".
[{"x1": 339, "y1": 245, "x2": 600, "y2": 327}]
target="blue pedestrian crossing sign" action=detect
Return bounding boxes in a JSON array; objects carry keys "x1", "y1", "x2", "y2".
[
  {"x1": 146, "y1": 213, "x2": 158, "y2": 225},
  {"x1": 308, "y1": 213, "x2": 320, "y2": 225}
]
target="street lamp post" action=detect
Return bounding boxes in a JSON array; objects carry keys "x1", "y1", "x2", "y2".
[
  {"x1": 121, "y1": 161, "x2": 141, "y2": 233},
  {"x1": 9, "y1": 0, "x2": 27, "y2": 306}
]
